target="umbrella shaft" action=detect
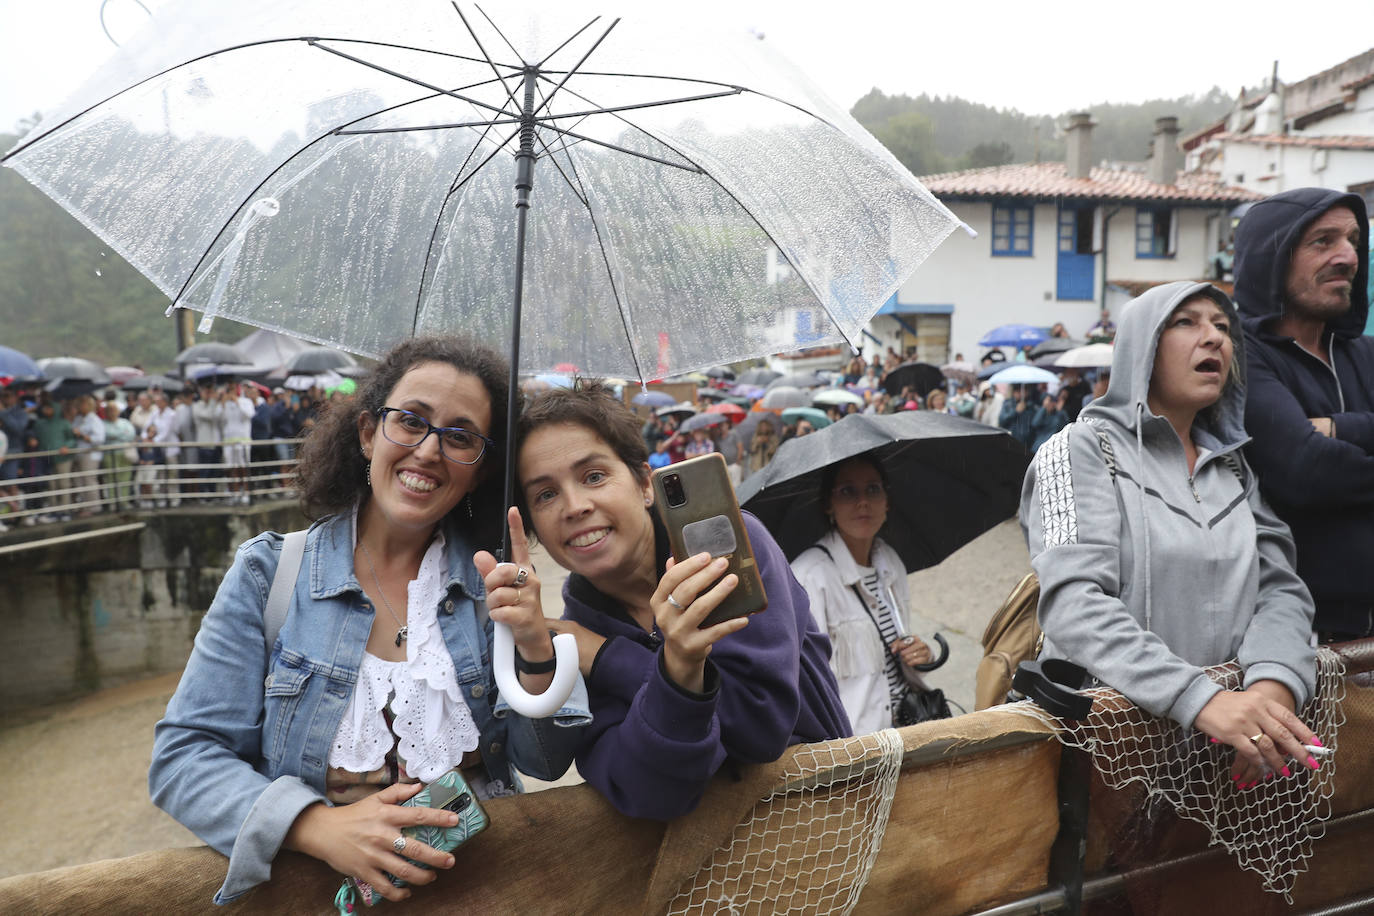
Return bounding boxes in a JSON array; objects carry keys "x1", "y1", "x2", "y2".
[{"x1": 501, "y1": 69, "x2": 540, "y2": 561}]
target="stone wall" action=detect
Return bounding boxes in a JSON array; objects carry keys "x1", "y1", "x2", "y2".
[{"x1": 0, "y1": 505, "x2": 308, "y2": 710}]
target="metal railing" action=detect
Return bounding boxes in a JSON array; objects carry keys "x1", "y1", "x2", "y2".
[{"x1": 0, "y1": 437, "x2": 302, "y2": 531}]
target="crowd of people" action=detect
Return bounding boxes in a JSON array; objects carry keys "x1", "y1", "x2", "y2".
[
  {"x1": 17, "y1": 185, "x2": 1360, "y2": 903},
  {"x1": 0, "y1": 380, "x2": 324, "y2": 527}
]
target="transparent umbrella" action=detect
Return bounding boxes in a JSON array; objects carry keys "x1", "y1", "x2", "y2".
[{"x1": 4, "y1": 0, "x2": 965, "y2": 715}]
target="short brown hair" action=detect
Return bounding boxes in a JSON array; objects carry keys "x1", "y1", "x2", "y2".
[{"x1": 515, "y1": 382, "x2": 647, "y2": 527}]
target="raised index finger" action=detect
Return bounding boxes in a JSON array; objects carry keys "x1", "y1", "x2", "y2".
[{"x1": 505, "y1": 505, "x2": 532, "y2": 567}]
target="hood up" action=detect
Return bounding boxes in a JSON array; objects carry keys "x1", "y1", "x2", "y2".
[
  {"x1": 1232, "y1": 187, "x2": 1370, "y2": 338},
  {"x1": 1081, "y1": 280, "x2": 1247, "y2": 449}
]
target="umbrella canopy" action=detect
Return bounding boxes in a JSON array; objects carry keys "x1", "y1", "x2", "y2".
[
  {"x1": 1027, "y1": 337, "x2": 1084, "y2": 359},
  {"x1": 760, "y1": 386, "x2": 810, "y2": 410},
  {"x1": 704, "y1": 366, "x2": 736, "y2": 381},
  {"x1": 105, "y1": 366, "x2": 147, "y2": 385},
  {"x1": 940, "y1": 362, "x2": 977, "y2": 388},
  {"x1": 631, "y1": 390, "x2": 676, "y2": 408},
  {"x1": 36, "y1": 356, "x2": 111, "y2": 384},
  {"x1": 679, "y1": 412, "x2": 727, "y2": 433},
  {"x1": 1054, "y1": 343, "x2": 1115, "y2": 368},
  {"x1": 175, "y1": 341, "x2": 251, "y2": 366},
  {"x1": 988, "y1": 365, "x2": 1058, "y2": 386},
  {"x1": 0, "y1": 345, "x2": 43, "y2": 380},
  {"x1": 188, "y1": 362, "x2": 261, "y2": 381},
  {"x1": 978, "y1": 324, "x2": 1049, "y2": 348},
  {"x1": 766, "y1": 372, "x2": 827, "y2": 391},
  {"x1": 705, "y1": 402, "x2": 746, "y2": 420},
  {"x1": 737, "y1": 368, "x2": 782, "y2": 387},
  {"x1": 123, "y1": 373, "x2": 186, "y2": 393},
  {"x1": 656, "y1": 402, "x2": 696, "y2": 419},
  {"x1": 284, "y1": 370, "x2": 345, "y2": 390},
  {"x1": 780, "y1": 406, "x2": 831, "y2": 429},
  {"x1": 731, "y1": 383, "x2": 766, "y2": 400},
  {"x1": 738, "y1": 411, "x2": 1028, "y2": 569},
  {"x1": 696, "y1": 387, "x2": 729, "y2": 402},
  {"x1": 811, "y1": 389, "x2": 865, "y2": 408},
  {"x1": 285, "y1": 346, "x2": 359, "y2": 374},
  {"x1": 881, "y1": 361, "x2": 944, "y2": 397}
]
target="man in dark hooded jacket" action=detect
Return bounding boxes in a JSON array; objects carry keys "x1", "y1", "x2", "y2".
[{"x1": 1233, "y1": 187, "x2": 1374, "y2": 642}]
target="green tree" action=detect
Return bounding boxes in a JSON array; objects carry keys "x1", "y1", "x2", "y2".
[{"x1": 869, "y1": 111, "x2": 948, "y2": 176}]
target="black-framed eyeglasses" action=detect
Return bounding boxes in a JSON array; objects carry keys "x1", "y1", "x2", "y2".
[
  {"x1": 376, "y1": 407, "x2": 495, "y2": 465},
  {"x1": 831, "y1": 482, "x2": 887, "y2": 504}
]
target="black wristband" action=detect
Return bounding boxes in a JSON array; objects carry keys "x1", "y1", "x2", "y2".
[{"x1": 515, "y1": 630, "x2": 559, "y2": 675}]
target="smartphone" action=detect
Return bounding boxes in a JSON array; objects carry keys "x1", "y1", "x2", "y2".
[
  {"x1": 348, "y1": 767, "x2": 490, "y2": 905},
  {"x1": 652, "y1": 453, "x2": 767, "y2": 628}
]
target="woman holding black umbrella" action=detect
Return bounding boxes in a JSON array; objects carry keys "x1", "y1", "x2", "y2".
[{"x1": 791, "y1": 455, "x2": 933, "y2": 735}]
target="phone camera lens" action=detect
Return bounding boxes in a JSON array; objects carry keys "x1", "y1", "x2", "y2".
[{"x1": 663, "y1": 474, "x2": 686, "y2": 508}]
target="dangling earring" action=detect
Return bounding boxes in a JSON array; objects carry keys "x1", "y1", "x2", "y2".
[
  {"x1": 361, "y1": 448, "x2": 372, "y2": 488},
  {"x1": 465, "y1": 493, "x2": 474, "y2": 519}
]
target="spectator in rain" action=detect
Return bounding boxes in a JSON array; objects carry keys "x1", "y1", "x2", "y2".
[
  {"x1": 1085, "y1": 308, "x2": 1116, "y2": 340},
  {"x1": 748, "y1": 417, "x2": 779, "y2": 473},
  {"x1": 842, "y1": 356, "x2": 866, "y2": 385},
  {"x1": 101, "y1": 401, "x2": 138, "y2": 510},
  {"x1": 1082, "y1": 371, "x2": 1109, "y2": 411},
  {"x1": 1031, "y1": 389, "x2": 1071, "y2": 452},
  {"x1": 1049, "y1": 322, "x2": 1070, "y2": 339},
  {"x1": 29, "y1": 400, "x2": 72, "y2": 522},
  {"x1": 192, "y1": 383, "x2": 224, "y2": 498},
  {"x1": 950, "y1": 382, "x2": 977, "y2": 418},
  {"x1": 1057, "y1": 369, "x2": 1091, "y2": 422},
  {"x1": 143, "y1": 390, "x2": 181, "y2": 507},
  {"x1": 647, "y1": 437, "x2": 672, "y2": 470},
  {"x1": 998, "y1": 386, "x2": 1036, "y2": 450},
  {"x1": 0, "y1": 387, "x2": 29, "y2": 506},
  {"x1": 684, "y1": 426, "x2": 716, "y2": 459},
  {"x1": 71, "y1": 394, "x2": 106, "y2": 517},
  {"x1": 924, "y1": 389, "x2": 948, "y2": 414},
  {"x1": 220, "y1": 381, "x2": 256, "y2": 506},
  {"x1": 974, "y1": 383, "x2": 1004, "y2": 427}
]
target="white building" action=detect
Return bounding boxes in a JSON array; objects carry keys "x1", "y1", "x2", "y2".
[
  {"x1": 874, "y1": 115, "x2": 1258, "y2": 363},
  {"x1": 1184, "y1": 49, "x2": 1374, "y2": 211}
]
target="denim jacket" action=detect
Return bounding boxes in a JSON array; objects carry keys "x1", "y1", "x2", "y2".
[{"x1": 150, "y1": 512, "x2": 590, "y2": 904}]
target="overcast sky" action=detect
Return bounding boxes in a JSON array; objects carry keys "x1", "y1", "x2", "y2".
[{"x1": 3, "y1": 0, "x2": 1373, "y2": 135}]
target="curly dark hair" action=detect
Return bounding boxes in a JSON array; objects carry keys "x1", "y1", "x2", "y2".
[
  {"x1": 513, "y1": 381, "x2": 647, "y2": 534},
  {"x1": 294, "y1": 336, "x2": 511, "y2": 550}
]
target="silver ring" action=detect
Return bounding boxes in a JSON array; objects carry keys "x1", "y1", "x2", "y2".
[
  {"x1": 513, "y1": 566, "x2": 529, "y2": 588},
  {"x1": 392, "y1": 835, "x2": 407, "y2": 854},
  {"x1": 666, "y1": 593, "x2": 684, "y2": 611}
]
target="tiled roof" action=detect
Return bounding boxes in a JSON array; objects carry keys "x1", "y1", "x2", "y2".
[
  {"x1": 918, "y1": 162, "x2": 1261, "y2": 204},
  {"x1": 1219, "y1": 132, "x2": 1374, "y2": 150}
]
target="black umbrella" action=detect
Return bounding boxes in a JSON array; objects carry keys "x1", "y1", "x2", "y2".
[
  {"x1": 737, "y1": 368, "x2": 782, "y2": 387},
  {"x1": 285, "y1": 346, "x2": 359, "y2": 374},
  {"x1": 175, "y1": 341, "x2": 250, "y2": 365},
  {"x1": 766, "y1": 372, "x2": 826, "y2": 390},
  {"x1": 1027, "y1": 337, "x2": 1083, "y2": 359},
  {"x1": 704, "y1": 366, "x2": 736, "y2": 381},
  {"x1": 738, "y1": 411, "x2": 1029, "y2": 571},
  {"x1": 881, "y1": 361, "x2": 944, "y2": 397}
]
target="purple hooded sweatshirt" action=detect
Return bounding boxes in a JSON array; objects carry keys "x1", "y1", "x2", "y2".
[{"x1": 561, "y1": 512, "x2": 852, "y2": 820}]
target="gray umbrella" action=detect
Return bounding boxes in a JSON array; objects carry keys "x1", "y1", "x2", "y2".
[
  {"x1": 737, "y1": 368, "x2": 783, "y2": 387},
  {"x1": 738, "y1": 411, "x2": 1029, "y2": 571},
  {"x1": 36, "y1": 356, "x2": 112, "y2": 384},
  {"x1": 766, "y1": 372, "x2": 827, "y2": 391},
  {"x1": 284, "y1": 346, "x2": 360, "y2": 374},
  {"x1": 175, "y1": 341, "x2": 251, "y2": 365}
]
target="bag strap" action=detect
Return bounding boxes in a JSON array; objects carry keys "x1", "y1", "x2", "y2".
[
  {"x1": 814, "y1": 543, "x2": 895, "y2": 654},
  {"x1": 264, "y1": 530, "x2": 308, "y2": 656}
]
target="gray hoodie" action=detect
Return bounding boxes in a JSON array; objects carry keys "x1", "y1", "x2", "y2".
[{"x1": 1020, "y1": 281, "x2": 1315, "y2": 729}]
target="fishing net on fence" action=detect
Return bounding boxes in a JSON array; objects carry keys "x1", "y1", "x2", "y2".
[
  {"x1": 1006, "y1": 647, "x2": 1346, "y2": 902},
  {"x1": 665, "y1": 727, "x2": 904, "y2": 916}
]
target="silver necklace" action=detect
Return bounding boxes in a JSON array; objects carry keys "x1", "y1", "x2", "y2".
[{"x1": 358, "y1": 539, "x2": 408, "y2": 647}]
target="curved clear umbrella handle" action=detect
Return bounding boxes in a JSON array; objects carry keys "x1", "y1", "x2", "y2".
[{"x1": 491, "y1": 622, "x2": 580, "y2": 719}]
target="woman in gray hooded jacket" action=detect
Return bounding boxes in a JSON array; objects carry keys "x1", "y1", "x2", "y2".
[{"x1": 1022, "y1": 281, "x2": 1321, "y2": 787}]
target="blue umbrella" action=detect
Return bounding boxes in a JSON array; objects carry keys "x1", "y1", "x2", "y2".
[
  {"x1": 0, "y1": 344, "x2": 42, "y2": 379},
  {"x1": 988, "y1": 365, "x2": 1058, "y2": 386},
  {"x1": 978, "y1": 324, "x2": 1049, "y2": 348},
  {"x1": 632, "y1": 390, "x2": 677, "y2": 408}
]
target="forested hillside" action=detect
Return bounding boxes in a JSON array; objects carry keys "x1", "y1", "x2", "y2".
[
  {"x1": 850, "y1": 88, "x2": 1235, "y2": 176},
  {"x1": 2, "y1": 88, "x2": 1238, "y2": 365}
]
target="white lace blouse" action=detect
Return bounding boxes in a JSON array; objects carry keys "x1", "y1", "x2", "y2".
[{"x1": 327, "y1": 511, "x2": 481, "y2": 782}]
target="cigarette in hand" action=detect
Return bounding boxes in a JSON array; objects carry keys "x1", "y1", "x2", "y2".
[{"x1": 1304, "y1": 745, "x2": 1334, "y2": 758}]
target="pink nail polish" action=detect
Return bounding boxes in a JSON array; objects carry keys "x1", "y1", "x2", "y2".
[
  {"x1": 1265, "y1": 772, "x2": 1274, "y2": 782},
  {"x1": 1312, "y1": 736, "x2": 1324, "y2": 747},
  {"x1": 1281, "y1": 766, "x2": 1291, "y2": 778},
  {"x1": 1307, "y1": 756, "x2": 1320, "y2": 770},
  {"x1": 1209, "y1": 737, "x2": 1218, "y2": 744}
]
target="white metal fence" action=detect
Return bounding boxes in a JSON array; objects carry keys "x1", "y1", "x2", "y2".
[{"x1": 0, "y1": 437, "x2": 301, "y2": 531}]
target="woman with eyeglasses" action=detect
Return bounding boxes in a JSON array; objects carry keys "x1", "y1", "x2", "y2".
[
  {"x1": 150, "y1": 337, "x2": 587, "y2": 906},
  {"x1": 791, "y1": 454, "x2": 934, "y2": 735}
]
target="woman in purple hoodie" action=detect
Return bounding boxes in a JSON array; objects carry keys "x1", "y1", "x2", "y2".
[{"x1": 492, "y1": 383, "x2": 850, "y2": 820}]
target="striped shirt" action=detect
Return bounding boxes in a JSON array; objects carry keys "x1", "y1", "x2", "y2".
[{"x1": 857, "y1": 565, "x2": 904, "y2": 703}]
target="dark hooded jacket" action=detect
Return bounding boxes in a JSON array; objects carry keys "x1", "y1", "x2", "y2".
[{"x1": 1233, "y1": 188, "x2": 1374, "y2": 635}]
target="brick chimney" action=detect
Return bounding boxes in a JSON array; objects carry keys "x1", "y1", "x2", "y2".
[
  {"x1": 1065, "y1": 112, "x2": 1095, "y2": 179},
  {"x1": 1148, "y1": 116, "x2": 1181, "y2": 186}
]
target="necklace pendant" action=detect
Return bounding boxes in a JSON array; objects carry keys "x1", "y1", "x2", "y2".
[{"x1": 395, "y1": 626, "x2": 408, "y2": 647}]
